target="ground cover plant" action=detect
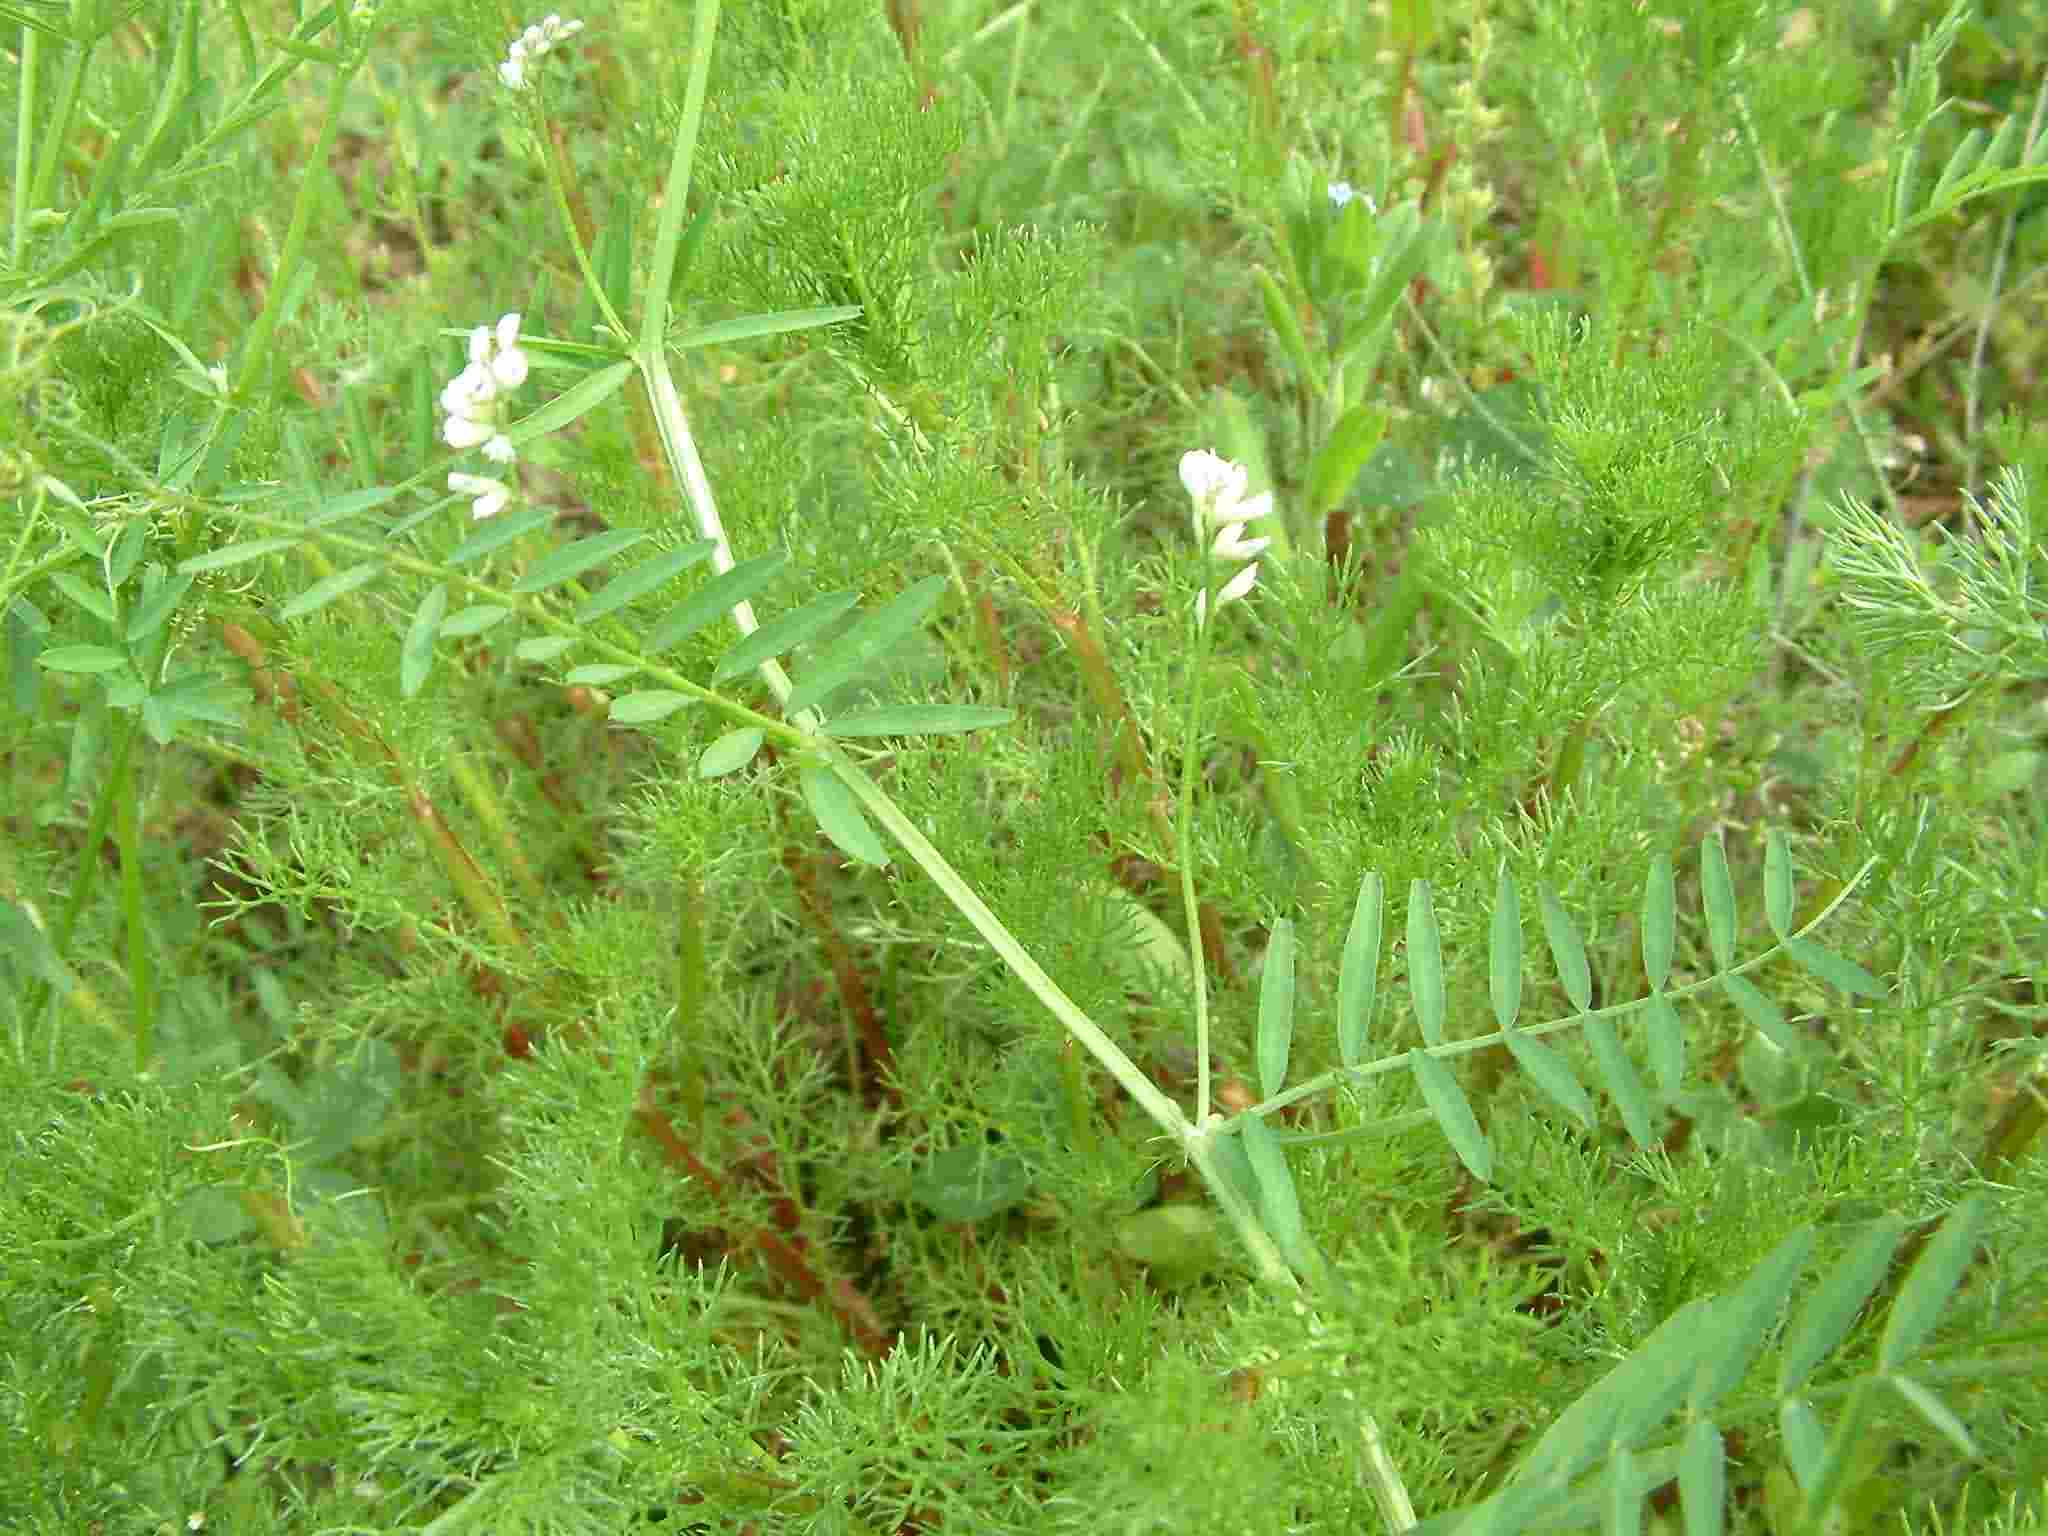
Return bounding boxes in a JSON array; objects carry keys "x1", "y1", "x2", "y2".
[{"x1": 4, "y1": 0, "x2": 2048, "y2": 1529}]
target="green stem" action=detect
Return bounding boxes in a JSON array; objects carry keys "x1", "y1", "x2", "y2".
[{"x1": 114, "y1": 728, "x2": 153, "y2": 1073}]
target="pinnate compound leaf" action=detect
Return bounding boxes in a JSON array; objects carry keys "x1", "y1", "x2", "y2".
[
  {"x1": 1690, "y1": 1227, "x2": 1813, "y2": 1415},
  {"x1": 1504, "y1": 1032, "x2": 1593, "y2": 1128},
  {"x1": 280, "y1": 561, "x2": 383, "y2": 619},
  {"x1": 1338, "y1": 872, "x2": 1382, "y2": 1069},
  {"x1": 713, "y1": 590, "x2": 860, "y2": 684},
  {"x1": 1721, "y1": 974, "x2": 1798, "y2": 1054},
  {"x1": 1879, "y1": 1195, "x2": 1985, "y2": 1371},
  {"x1": 1490, "y1": 867, "x2": 1522, "y2": 1032},
  {"x1": 1888, "y1": 1375, "x2": 1977, "y2": 1457},
  {"x1": 1679, "y1": 1418, "x2": 1726, "y2": 1536},
  {"x1": 1643, "y1": 853, "x2": 1676, "y2": 991},
  {"x1": 1645, "y1": 992, "x2": 1686, "y2": 1096},
  {"x1": 400, "y1": 585, "x2": 447, "y2": 697},
  {"x1": 1409, "y1": 1050, "x2": 1489, "y2": 1180},
  {"x1": 787, "y1": 574, "x2": 949, "y2": 715},
  {"x1": 1406, "y1": 879, "x2": 1445, "y2": 1046},
  {"x1": 1785, "y1": 938, "x2": 1885, "y2": 998},
  {"x1": 1765, "y1": 829, "x2": 1794, "y2": 940},
  {"x1": 609, "y1": 690, "x2": 692, "y2": 724},
  {"x1": 1778, "y1": 1217, "x2": 1905, "y2": 1395},
  {"x1": 1702, "y1": 837, "x2": 1736, "y2": 971},
  {"x1": 1256, "y1": 918, "x2": 1297, "y2": 1100},
  {"x1": 574, "y1": 541, "x2": 717, "y2": 623},
  {"x1": 1539, "y1": 882, "x2": 1592, "y2": 1013},
  {"x1": 698, "y1": 728, "x2": 763, "y2": 777},
  {"x1": 448, "y1": 507, "x2": 554, "y2": 565},
  {"x1": 822, "y1": 704, "x2": 1014, "y2": 737},
  {"x1": 646, "y1": 554, "x2": 787, "y2": 654},
  {"x1": 1584, "y1": 1015, "x2": 1652, "y2": 1149},
  {"x1": 799, "y1": 764, "x2": 888, "y2": 866},
  {"x1": 511, "y1": 529, "x2": 648, "y2": 594}
]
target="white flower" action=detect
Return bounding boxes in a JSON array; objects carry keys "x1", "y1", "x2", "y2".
[
  {"x1": 1179, "y1": 448, "x2": 1271, "y2": 627},
  {"x1": 440, "y1": 313, "x2": 527, "y2": 466},
  {"x1": 1327, "y1": 181, "x2": 1376, "y2": 214},
  {"x1": 449, "y1": 471, "x2": 511, "y2": 521},
  {"x1": 500, "y1": 14, "x2": 586, "y2": 89}
]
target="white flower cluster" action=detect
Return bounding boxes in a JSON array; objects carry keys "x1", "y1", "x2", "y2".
[
  {"x1": 499, "y1": 13, "x2": 585, "y2": 90},
  {"x1": 441, "y1": 312, "x2": 529, "y2": 520},
  {"x1": 1179, "y1": 449, "x2": 1272, "y2": 626}
]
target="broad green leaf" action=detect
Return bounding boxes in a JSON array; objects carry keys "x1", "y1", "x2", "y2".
[
  {"x1": 140, "y1": 670, "x2": 244, "y2": 739},
  {"x1": 1785, "y1": 938, "x2": 1885, "y2": 998},
  {"x1": 1679, "y1": 1418, "x2": 1725, "y2": 1536},
  {"x1": 668, "y1": 304, "x2": 864, "y2": 350},
  {"x1": 1879, "y1": 1196, "x2": 1984, "y2": 1371},
  {"x1": 1256, "y1": 918, "x2": 1297, "y2": 1100},
  {"x1": 1505, "y1": 1033, "x2": 1593, "y2": 1128},
  {"x1": 1304, "y1": 401, "x2": 1388, "y2": 517},
  {"x1": 1642, "y1": 853, "x2": 1675, "y2": 992},
  {"x1": 1645, "y1": 992, "x2": 1686, "y2": 1096},
  {"x1": 440, "y1": 604, "x2": 512, "y2": 637},
  {"x1": 506, "y1": 358, "x2": 633, "y2": 445},
  {"x1": 448, "y1": 507, "x2": 554, "y2": 565},
  {"x1": 1114, "y1": 1203, "x2": 1227, "y2": 1282},
  {"x1": 1539, "y1": 882, "x2": 1593, "y2": 1013},
  {"x1": 50, "y1": 570, "x2": 115, "y2": 625},
  {"x1": 822, "y1": 704, "x2": 1015, "y2": 737},
  {"x1": 37, "y1": 644, "x2": 128, "y2": 674},
  {"x1": 800, "y1": 764, "x2": 888, "y2": 866},
  {"x1": 1888, "y1": 1375, "x2": 1977, "y2": 1457},
  {"x1": 1095, "y1": 883, "x2": 1193, "y2": 991},
  {"x1": 514, "y1": 636, "x2": 575, "y2": 663},
  {"x1": 314, "y1": 483, "x2": 401, "y2": 524},
  {"x1": 1407, "y1": 879, "x2": 1445, "y2": 1047},
  {"x1": 1765, "y1": 830, "x2": 1794, "y2": 939},
  {"x1": 910, "y1": 1142, "x2": 1032, "y2": 1224},
  {"x1": 1489, "y1": 866, "x2": 1522, "y2": 1032},
  {"x1": 1409, "y1": 1050, "x2": 1489, "y2": 1180},
  {"x1": 573, "y1": 541, "x2": 717, "y2": 623},
  {"x1": 107, "y1": 520, "x2": 146, "y2": 588},
  {"x1": 698, "y1": 728, "x2": 763, "y2": 778},
  {"x1": 178, "y1": 535, "x2": 298, "y2": 573},
  {"x1": 400, "y1": 585, "x2": 447, "y2": 698},
  {"x1": 713, "y1": 590, "x2": 860, "y2": 684},
  {"x1": 278, "y1": 561, "x2": 382, "y2": 619},
  {"x1": 1779, "y1": 1217, "x2": 1905, "y2": 1395},
  {"x1": 645, "y1": 554, "x2": 788, "y2": 654},
  {"x1": 1721, "y1": 974, "x2": 1798, "y2": 1054},
  {"x1": 1690, "y1": 1227, "x2": 1813, "y2": 1414},
  {"x1": 125, "y1": 570, "x2": 194, "y2": 644},
  {"x1": 609, "y1": 690, "x2": 692, "y2": 724},
  {"x1": 1779, "y1": 1398, "x2": 1826, "y2": 1491},
  {"x1": 511, "y1": 528, "x2": 648, "y2": 594},
  {"x1": 563, "y1": 664, "x2": 639, "y2": 687},
  {"x1": 1240, "y1": 1117, "x2": 1311, "y2": 1270},
  {"x1": 1584, "y1": 1016, "x2": 1652, "y2": 1150},
  {"x1": 787, "y1": 574, "x2": 950, "y2": 715},
  {"x1": 1702, "y1": 837, "x2": 1736, "y2": 971},
  {"x1": 1338, "y1": 872, "x2": 1382, "y2": 1069}
]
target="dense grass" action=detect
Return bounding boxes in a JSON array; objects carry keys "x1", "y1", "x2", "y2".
[{"x1": 4, "y1": 0, "x2": 2047, "y2": 1530}]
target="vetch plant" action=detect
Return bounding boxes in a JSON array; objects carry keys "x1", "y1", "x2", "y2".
[{"x1": 6, "y1": 0, "x2": 2045, "y2": 1528}]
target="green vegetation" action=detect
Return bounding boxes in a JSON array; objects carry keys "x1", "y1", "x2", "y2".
[{"x1": 4, "y1": 0, "x2": 2046, "y2": 1530}]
